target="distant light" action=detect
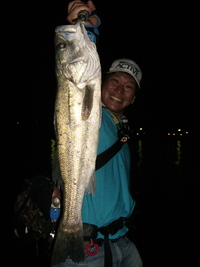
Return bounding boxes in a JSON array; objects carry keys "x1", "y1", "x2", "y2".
[
  {"x1": 17, "y1": 121, "x2": 19, "y2": 124},
  {"x1": 136, "y1": 133, "x2": 139, "y2": 136},
  {"x1": 180, "y1": 133, "x2": 183, "y2": 136},
  {"x1": 173, "y1": 133, "x2": 176, "y2": 136},
  {"x1": 178, "y1": 129, "x2": 181, "y2": 132},
  {"x1": 167, "y1": 133, "x2": 170, "y2": 135},
  {"x1": 139, "y1": 128, "x2": 143, "y2": 131},
  {"x1": 186, "y1": 131, "x2": 189, "y2": 135}
]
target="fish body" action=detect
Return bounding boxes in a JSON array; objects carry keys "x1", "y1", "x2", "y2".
[{"x1": 51, "y1": 21, "x2": 101, "y2": 265}]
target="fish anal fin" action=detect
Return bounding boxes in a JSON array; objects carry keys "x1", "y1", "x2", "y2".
[
  {"x1": 82, "y1": 84, "x2": 94, "y2": 121},
  {"x1": 85, "y1": 172, "x2": 96, "y2": 196}
]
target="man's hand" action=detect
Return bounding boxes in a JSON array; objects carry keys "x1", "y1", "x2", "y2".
[{"x1": 67, "y1": 0, "x2": 98, "y2": 25}]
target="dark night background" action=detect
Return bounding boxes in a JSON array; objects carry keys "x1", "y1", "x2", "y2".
[
  {"x1": 2, "y1": 1, "x2": 200, "y2": 266},
  {"x1": 4, "y1": 0, "x2": 200, "y2": 133}
]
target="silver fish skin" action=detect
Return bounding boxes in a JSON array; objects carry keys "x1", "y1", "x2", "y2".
[{"x1": 51, "y1": 21, "x2": 101, "y2": 265}]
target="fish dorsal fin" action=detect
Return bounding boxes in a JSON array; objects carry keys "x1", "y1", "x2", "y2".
[{"x1": 82, "y1": 84, "x2": 94, "y2": 120}]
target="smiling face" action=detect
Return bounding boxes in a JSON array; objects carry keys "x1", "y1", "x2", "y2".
[{"x1": 101, "y1": 72, "x2": 138, "y2": 118}]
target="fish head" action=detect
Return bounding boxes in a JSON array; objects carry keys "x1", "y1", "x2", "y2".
[{"x1": 55, "y1": 21, "x2": 98, "y2": 84}]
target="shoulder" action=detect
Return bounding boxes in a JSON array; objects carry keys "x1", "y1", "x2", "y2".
[
  {"x1": 97, "y1": 109, "x2": 118, "y2": 154},
  {"x1": 101, "y1": 109, "x2": 116, "y2": 134}
]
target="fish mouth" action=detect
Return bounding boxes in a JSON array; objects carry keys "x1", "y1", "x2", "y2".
[
  {"x1": 110, "y1": 95, "x2": 123, "y2": 103},
  {"x1": 59, "y1": 28, "x2": 76, "y2": 33},
  {"x1": 69, "y1": 57, "x2": 85, "y2": 64}
]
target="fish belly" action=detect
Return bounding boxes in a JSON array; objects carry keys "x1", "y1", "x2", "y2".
[{"x1": 52, "y1": 78, "x2": 100, "y2": 264}]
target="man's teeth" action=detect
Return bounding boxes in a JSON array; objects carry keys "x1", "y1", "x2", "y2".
[{"x1": 111, "y1": 96, "x2": 122, "y2": 102}]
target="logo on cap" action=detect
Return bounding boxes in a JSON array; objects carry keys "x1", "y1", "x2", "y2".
[{"x1": 114, "y1": 60, "x2": 140, "y2": 78}]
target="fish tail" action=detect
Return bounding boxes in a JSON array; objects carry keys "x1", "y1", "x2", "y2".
[{"x1": 51, "y1": 227, "x2": 85, "y2": 265}]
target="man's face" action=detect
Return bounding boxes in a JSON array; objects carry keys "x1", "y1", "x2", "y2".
[{"x1": 101, "y1": 72, "x2": 138, "y2": 118}]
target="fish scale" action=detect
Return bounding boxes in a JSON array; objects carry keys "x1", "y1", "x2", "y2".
[{"x1": 51, "y1": 20, "x2": 101, "y2": 265}]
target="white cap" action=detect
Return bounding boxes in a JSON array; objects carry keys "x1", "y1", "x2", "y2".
[{"x1": 108, "y1": 58, "x2": 142, "y2": 88}]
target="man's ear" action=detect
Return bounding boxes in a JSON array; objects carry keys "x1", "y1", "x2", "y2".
[{"x1": 131, "y1": 96, "x2": 136, "y2": 104}]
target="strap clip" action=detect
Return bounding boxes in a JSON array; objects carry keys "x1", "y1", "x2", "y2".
[{"x1": 85, "y1": 239, "x2": 99, "y2": 256}]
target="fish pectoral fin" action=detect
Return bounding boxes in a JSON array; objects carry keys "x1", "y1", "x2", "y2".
[
  {"x1": 82, "y1": 84, "x2": 94, "y2": 121},
  {"x1": 85, "y1": 172, "x2": 96, "y2": 196}
]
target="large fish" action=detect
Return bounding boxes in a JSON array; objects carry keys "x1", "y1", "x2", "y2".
[{"x1": 51, "y1": 18, "x2": 101, "y2": 265}]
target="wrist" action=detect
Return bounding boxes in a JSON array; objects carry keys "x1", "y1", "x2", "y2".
[{"x1": 84, "y1": 15, "x2": 101, "y2": 45}]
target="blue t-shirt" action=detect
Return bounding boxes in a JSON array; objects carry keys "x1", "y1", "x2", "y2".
[
  {"x1": 85, "y1": 15, "x2": 101, "y2": 44},
  {"x1": 82, "y1": 108, "x2": 136, "y2": 239}
]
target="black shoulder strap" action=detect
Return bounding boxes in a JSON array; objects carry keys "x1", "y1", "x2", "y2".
[
  {"x1": 95, "y1": 139, "x2": 123, "y2": 171},
  {"x1": 95, "y1": 109, "x2": 130, "y2": 171}
]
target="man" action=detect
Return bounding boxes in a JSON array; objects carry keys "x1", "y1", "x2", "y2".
[{"x1": 54, "y1": 1, "x2": 143, "y2": 266}]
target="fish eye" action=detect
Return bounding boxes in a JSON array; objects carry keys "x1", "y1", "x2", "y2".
[{"x1": 57, "y1": 42, "x2": 66, "y2": 50}]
